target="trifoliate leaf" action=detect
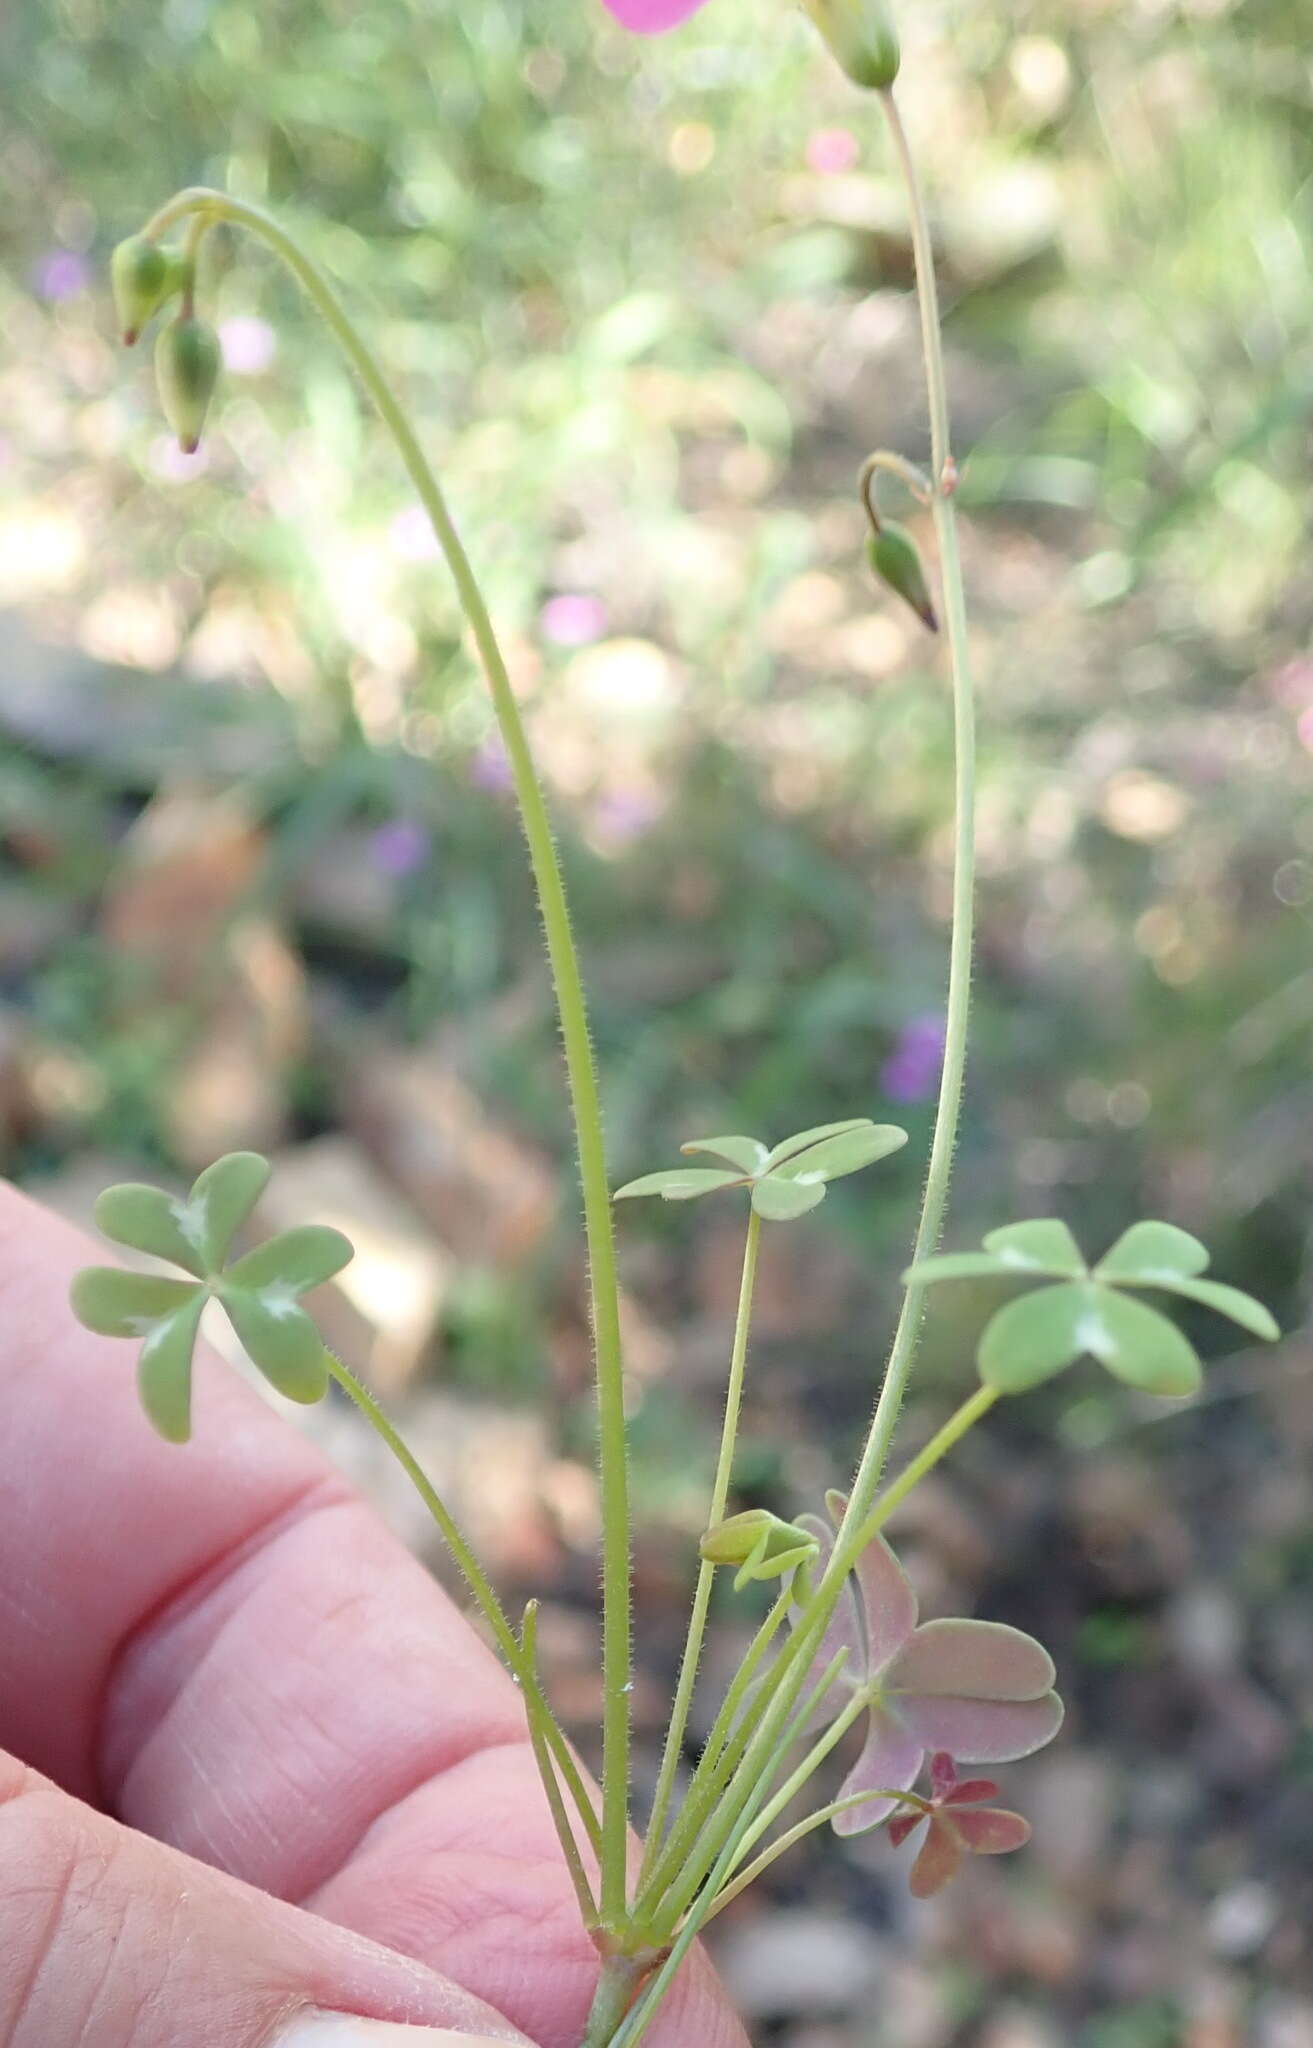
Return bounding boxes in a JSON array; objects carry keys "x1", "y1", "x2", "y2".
[
  {"x1": 1095, "y1": 1220, "x2": 1209, "y2": 1282},
  {"x1": 93, "y1": 1184, "x2": 207, "y2": 1277},
  {"x1": 763, "y1": 1120, "x2": 870, "y2": 1172},
  {"x1": 137, "y1": 1291, "x2": 207, "y2": 1443},
  {"x1": 752, "y1": 1175, "x2": 828, "y2": 1221},
  {"x1": 978, "y1": 1282, "x2": 1091, "y2": 1393},
  {"x1": 1076, "y1": 1285, "x2": 1202, "y2": 1397},
  {"x1": 614, "y1": 1166, "x2": 744, "y2": 1201},
  {"x1": 70, "y1": 1268, "x2": 200, "y2": 1339},
  {"x1": 1116, "y1": 1274, "x2": 1279, "y2": 1343},
  {"x1": 182, "y1": 1152, "x2": 271, "y2": 1271},
  {"x1": 219, "y1": 1286, "x2": 329, "y2": 1404},
  {"x1": 226, "y1": 1225, "x2": 354, "y2": 1295},
  {"x1": 679, "y1": 1135, "x2": 769, "y2": 1174},
  {"x1": 981, "y1": 1221, "x2": 1086, "y2": 1276},
  {"x1": 773, "y1": 1122, "x2": 908, "y2": 1184}
]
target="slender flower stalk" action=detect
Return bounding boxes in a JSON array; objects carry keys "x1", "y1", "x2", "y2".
[
  {"x1": 840, "y1": 86, "x2": 979, "y2": 1533},
  {"x1": 137, "y1": 188, "x2": 634, "y2": 1923},
  {"x1": 641, "y1": 1209, "x2": 762, "y2": 1878}
]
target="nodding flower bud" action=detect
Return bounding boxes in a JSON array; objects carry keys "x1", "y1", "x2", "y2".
[
  {"x1": 700, "y1": 1509, "x2": 820, "y2": 1592},
  {"x1": 154, "y1": 314, "x2": 221, "y2": 455},
  {"x1": 111, "y1": 235, "x2": 183, "y2": 347},
  {"x1": 867, "y1": 521, "x2": 938, "y2": 631},
  {"x1": 802, "y1": 0, "x2": 901, "y2": 90}
]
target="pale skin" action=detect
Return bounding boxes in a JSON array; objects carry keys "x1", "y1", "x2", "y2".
[{"x1": 0, "y1": 1182, "x2": 745, "y2": 2048}]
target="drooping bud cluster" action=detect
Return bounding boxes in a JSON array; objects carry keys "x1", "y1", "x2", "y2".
[
  {"x1": 111, "y1": 230, "x2": 224, "y2": 456},
  {"x1": 801, "y1": 0, "x2": 900, "y2": 90}
]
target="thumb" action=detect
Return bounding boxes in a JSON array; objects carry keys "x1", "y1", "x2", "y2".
[{"x1": 0, "y1": 1752, "x2": 528, "y2": 2048}]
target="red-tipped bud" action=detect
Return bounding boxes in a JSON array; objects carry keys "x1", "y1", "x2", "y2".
[
  {"x1": 111, "y1": 235, "x2": 182, "y2": 346},
  {"x1": 154, "y1": 314, "x2": 221, "y2": 455}
]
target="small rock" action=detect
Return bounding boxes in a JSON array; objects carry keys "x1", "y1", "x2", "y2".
[{"x1": 715, "y1": 1910, "x2": 885, "y2": 2019}]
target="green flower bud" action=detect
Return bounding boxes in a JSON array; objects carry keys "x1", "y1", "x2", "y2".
[
  {"x1": 867, "y1": 521, "x2": 938, "y2": 631},
  {"x1": 111, "y1": 235, "x2": 183, "y2": 347},
  {"x1": 802, "y1": 0, "x2": 901, "y2": 91},
  {"x1": 154, "y1": 314, "x2": 221, "y2": 455},
  {"x1": 700, "y1": 1509, "x2": 819, "y2": 1591}
]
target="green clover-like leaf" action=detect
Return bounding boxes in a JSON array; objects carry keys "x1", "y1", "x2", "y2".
[
  {"x1": 1094, "y1": 1221, "x2": 1208, "y2": 1282},
  {"x1": 70, "y1": 1153, "x2": 355, "y2": 1441},
  {"x1": 910, "y1": 1215, "x2": 1277, "y2": 1402},
  {"x1": 70, "y1": 1267, "x2": 200, "y2": 1339},
  {"x1": 978, "y1": 1281, "x2": 1202, "y2": 1398},
  {"x1": 617, "y1": 1116, "x2": 909, "y2": 1223},
  {"x1": 614, "y1": 1166, "x2": 745, "y2": 1202},
  {"x1": 679, "y1": 1135, "x2": 769, "y2": 1174},
  {"x1": 183, "y1": 1151, "x2": 272, "y2": 1270}
]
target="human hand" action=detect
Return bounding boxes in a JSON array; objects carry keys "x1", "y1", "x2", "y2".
[{"x1": 0, "y1": 1181, "x2": 745, "y2": 2048}]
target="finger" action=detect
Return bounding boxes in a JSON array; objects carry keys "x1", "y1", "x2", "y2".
[
  {"x1": 0, "y1": 1747, "x2": 526, "y2": 2048},
  {"x1": 0, "y1": 1183, "x2": 747, "y2": 2048}
]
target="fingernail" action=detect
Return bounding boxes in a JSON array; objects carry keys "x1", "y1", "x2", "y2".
[{"x1": 278, "y1": 2018, "x2": 523, "y2": 2047}]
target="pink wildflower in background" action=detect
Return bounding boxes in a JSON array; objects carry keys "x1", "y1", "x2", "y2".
[
  {"x1": 600, "y1": 0, "x2": 710, "y2": 29},
  {"x1": 540, "y1": 593, "x2": 608, "y2": 647},
  {"x1": 806, "y1": 127, "x2": 860, "y2": 175}
]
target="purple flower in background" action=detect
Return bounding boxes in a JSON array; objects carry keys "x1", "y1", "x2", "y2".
[
  {"x1": 540, "y1": 592, "x2": 608, "y2": 648},
  {"x1": 370, "y1": 819, "x2": 431, "y2": 878},
  {"x1": 219, "y1": 315, "x2": 278, "y2": 375},
  {"x1": 881, "y1": 1011, "x2": 947, "y2": 1104},
  {"x1": 596, "y1": 788, "x2": 661, "y2": 845},
  {"x1": 34, "y1": 249, "x2": 91, "y2": 303},
  {"x1": 806, "y1": 127, "x2": 860, "y2": 175},
  {"x1": 470, "y1": 736, "x2": 514, "y2": 794}
]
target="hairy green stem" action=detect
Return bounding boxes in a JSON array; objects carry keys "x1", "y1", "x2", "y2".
[
  {"x1": 141, "y1": 188, "x2": 633, "y2": 1920},
  {"x1": 651, "y1": 1649, "x2": 855, "y2": 1935},
  {"x1": 640, "y1": 1209, "x2": 762, "y2": 1882}
]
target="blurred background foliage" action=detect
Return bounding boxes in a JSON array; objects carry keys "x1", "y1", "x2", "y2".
[{"x1": 2, "y1": 0, "x2": 1312, "y2": 2040}]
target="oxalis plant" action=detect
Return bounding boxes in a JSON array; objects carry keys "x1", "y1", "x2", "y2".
[{"x1": 69, "y1": 3, "x2": 1280, "y2": 2044}]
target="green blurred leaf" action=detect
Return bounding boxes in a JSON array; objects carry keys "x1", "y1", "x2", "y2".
[
  {"x1": 1095, "y1": 1220, "x2": 1209, "y2": 1282},
  {"x1": 183, "y1": 1152, "x2": 272, "y2": 1271},
  {"x1": 978, "y1": 1281, "x2": 1090, "y2": 1393},
  {"x1": 614, "y1": 1166, "x2": 744, "y2": 1201},
  {"x1": 1122, "y1": 1274, "x2": 1279, "y2": 1342},
  {"x1": 751, "y1": 1175, "x2": 827, "y2": 1221},
  {"x1": 227, "y1": 1225, "x2": 355, "y2": 1295},
  {"x1": 981, "y1": 1221, "x2": 1086, "y2": 1276},
  {"x1": 219, "y1": 1287, "x2": 329, "y2": 1404},
  {"x1": 70, "y1": 1267, "x2": 200, "y2": 1339},
  {"x1": 93, "y1": 1184, "x2": 206, "y2": 1276},
  {"x1": 137, "y1": 1291, "x2": 207, "y2": 1444},
  {"x1": 679, "y1": 1135, "x2": 768, "y2": 1173},
  {"x1": 1078, "y1": 1286, "x2": 1203, "y2": 1398}
]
